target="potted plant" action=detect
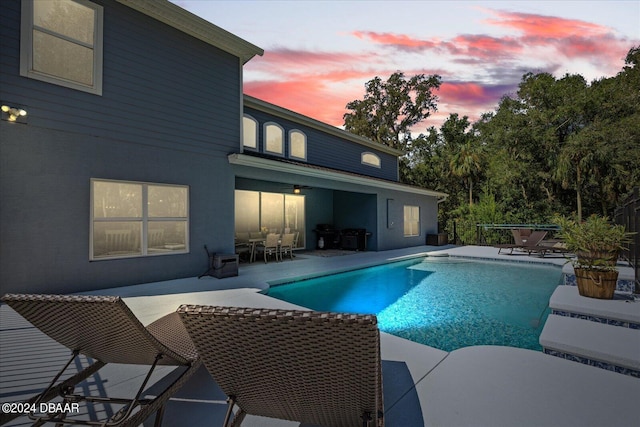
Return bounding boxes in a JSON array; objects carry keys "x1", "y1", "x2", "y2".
[{"x1": 553, "y1": 214, "x2": 632, "y2": 299}]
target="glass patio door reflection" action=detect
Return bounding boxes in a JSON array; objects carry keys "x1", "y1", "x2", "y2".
[{"x1": 235, "y1": 190, "x2": 305, "y2": 249}]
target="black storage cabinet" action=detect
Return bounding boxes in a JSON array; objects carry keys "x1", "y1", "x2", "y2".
[
  {"x1": 212, "y1": 253, "x2": 239, "y2": 278},
  {"x1": 427, "y1": 233, "x2": 448, "y2": 246}
]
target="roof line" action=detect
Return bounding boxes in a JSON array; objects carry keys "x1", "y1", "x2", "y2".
[
  {"x1": 243, "y1": 95, "x2": 405, "y2": 157},
  {"x1": 228, "y1": 153, "x2": 448, "y2": 200},
  {"x1": 117, "y1": 0, "x2": 263, "y2": 64}
]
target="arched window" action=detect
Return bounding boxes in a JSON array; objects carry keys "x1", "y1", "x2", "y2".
[
  {"x1": 289, "y1": 130, "x2": 307, "y2": 160},
  {"x1": 361, "y1": 152, "x2": 381, "y2": 168},
  {"x1": 264, "y1": 122, "x2": 284, "y2": 155},
  {"x1": 242, "y1": 115, "x2": 258, "y2": 149}
]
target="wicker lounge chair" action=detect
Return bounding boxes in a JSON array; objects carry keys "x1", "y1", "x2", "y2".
[
  {"x1": 177, "y1": 305, "x2": 384, "y2": 427},
  {"x1": 1, "y1": 293, "x2": 201, "y2": 427},
  {"x1": 523, "y1": 241, "x2": 571, "y2": 257},
  {"x1": 496, "y1": 230, "x2": 548, "y2": 254}
]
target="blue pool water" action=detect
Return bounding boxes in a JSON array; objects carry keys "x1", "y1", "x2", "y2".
[{"x1": 266, "y1": 257, "x2": 563, "y2": 351}]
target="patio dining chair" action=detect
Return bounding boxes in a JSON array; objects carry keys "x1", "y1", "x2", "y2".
[
  {"x1": 0, "y1": 293, "x2": 201, "y2": 427},
  {"x1": 256, "y1": 233, "x2": 280, "y2": 263},
  {"x1": 279, "y1": 232, "x2": 295, "y2": 260},
  {"x1": 177, "y1": 305, "x2": 384, "y2": 427}
]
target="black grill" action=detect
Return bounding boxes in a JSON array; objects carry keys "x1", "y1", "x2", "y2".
[
  {"x1": 313, "y1": 224, "x2": 341, "y2": 249},
  {"x1": 341, "y1": 228, "x2": 369, "y2": 251}
]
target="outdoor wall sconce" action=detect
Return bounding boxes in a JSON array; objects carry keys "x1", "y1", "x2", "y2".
[{"x1": 1, "y1": 104, "x2": 27, "y2": 123}]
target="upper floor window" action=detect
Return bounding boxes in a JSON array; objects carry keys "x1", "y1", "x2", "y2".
[
  {"x1": 264, "y1": 123, "x2": 284, "y2": 155},
  {"x1": 21, "y1": 0, "x2": 104, "y2": 95},
  {"x1": 404, "y1": 205, "x2": 420, "y2": 237},
  {"x1": 289, "y1": 130, "x2": 307, "y2": 161},
  {"x1": 242, "y1": 115, "x2": 258, "y2": 149},
  {"x1": 91, "y1": 179, "x2": 189, "y2": 260},
  {"x1": 361, "y1": 152, "x2": 381, "y2": 168}
]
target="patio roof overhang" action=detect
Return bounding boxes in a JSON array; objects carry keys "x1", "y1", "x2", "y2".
[{"x1": 228, "y1": 153, "x2": 448, "y2": 202}]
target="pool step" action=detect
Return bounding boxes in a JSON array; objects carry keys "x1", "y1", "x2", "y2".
[
  {"x1": 549, "y1": 285, "x2": 640, "y2": 328},
  {"x1": 540, "y1": 314, "x2": 640, "y2": 377}
]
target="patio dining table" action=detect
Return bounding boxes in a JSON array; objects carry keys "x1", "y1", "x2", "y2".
[{"x1": 248, "y1": 238, "x2": 265, "y2": 263}]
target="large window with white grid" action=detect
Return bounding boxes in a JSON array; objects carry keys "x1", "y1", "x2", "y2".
[{"x1": 91, "y1": 179, "x2": 189, "y2": 260}]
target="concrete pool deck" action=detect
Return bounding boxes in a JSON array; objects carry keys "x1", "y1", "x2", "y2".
[{"x1": 1, "y1": 245, "x2": 639, "y2": 426}]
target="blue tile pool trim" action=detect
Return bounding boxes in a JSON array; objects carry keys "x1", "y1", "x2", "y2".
[
  {"x1": 451, "y1": 255, "x2": 561, "y2": 267},
  {"x1": 563, "y1": 273, "x2": 635, "y2": 293},
  {"x1": 543, "y1": 348, "x2": 640, "y2": 378},
  {"x1": 551, "y1": 309, "x2": 640, "y2": 329}
]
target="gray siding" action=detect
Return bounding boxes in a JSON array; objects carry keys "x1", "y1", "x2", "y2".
[
  {"x1": 0, "y1": 0, "x2": 242, "y2": 294},
  {"x1": 1, "y1": 0, "x2": 241, "y2": 155},
  {"x1": 244, "y1": 107, "x2": 398, "y2": 181},
  {"x1": 375, "y1": 191, "x2": 439, "y2": 250}
]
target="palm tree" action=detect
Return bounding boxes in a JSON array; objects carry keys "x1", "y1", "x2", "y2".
[
  {"x1": 555, "y1": 132, "x2": 612, "y2": 221},
  {"x1": 450, "y1": 141, "x2": 483, "y2": 205}
]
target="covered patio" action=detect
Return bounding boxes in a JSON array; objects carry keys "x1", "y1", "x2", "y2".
[
  {"x1": 230, "y1": 153, "x2": 447, "y2": 254},
  {"x1": 1, "y1": 246, "x2": 638, "y2": 426}
]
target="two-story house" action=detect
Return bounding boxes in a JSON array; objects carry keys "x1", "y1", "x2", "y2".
[{"x1": 0, "y1": 0, "x2": 446, "y2": 295}]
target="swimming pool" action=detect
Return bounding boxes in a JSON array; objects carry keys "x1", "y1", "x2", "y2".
[{"x1": 266, "y1": 257, "x2": 563, "y2": 351}]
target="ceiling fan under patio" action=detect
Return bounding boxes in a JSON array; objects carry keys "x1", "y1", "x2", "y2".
[{"x1": 292, "y1": 184, "x2": 312, "y2": 194}]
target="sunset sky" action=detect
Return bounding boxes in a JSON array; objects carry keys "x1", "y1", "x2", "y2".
[{"x1": 171, "y1": 0, "x2": 640, "y2": 130}]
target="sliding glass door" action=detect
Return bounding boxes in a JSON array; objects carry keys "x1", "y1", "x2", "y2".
[{"x1": 235, "y1": 190, "x2": 305, "y2": 249}]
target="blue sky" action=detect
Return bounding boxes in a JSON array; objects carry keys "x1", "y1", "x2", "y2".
[{"x1": 171, "y1": 0, "x2": 640, "y2": 128}]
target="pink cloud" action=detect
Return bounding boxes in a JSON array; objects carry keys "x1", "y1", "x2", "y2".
[
  {"x1": 484, "y1": 10, "x2": 634, "y2": 69},
  {"x1": 244, "y1": 80, "x2": 360, "y2": 126},
  {"x1": 246, "y1": 48, "x2": 375, "y2": 76},
  {"x1": 484, "y1": 11, "x2": 610, "y2": 39},
  {"x1": 438, "y1": 82, "x2": 490, "y2": 105},
  {"x1": 444, "y1": 81, "x2": 517, "y2": 111},
  {"x1": 351, "y1": 9, "x2": 636, "y2": 70},
  {"x1": 352, "y1": 31, "x2": 439, "y2": 51},
  {"x1": 241, "y1": 8, "x2": 637, "y2": 130},
  {"x1": 354, "y1": 30, "x2": 523, "y2": 60},
  {"x1": 447, "y1": 34, "x2": 522, "y2": 59}
]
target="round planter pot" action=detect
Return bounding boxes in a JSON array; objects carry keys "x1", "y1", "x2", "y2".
[{"x1": 574, "y1": 268, "x2": 619, "y2": 299}]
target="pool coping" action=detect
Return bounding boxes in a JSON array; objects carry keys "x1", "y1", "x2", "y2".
[
  {"x1": 266, "y1": 247, "x2": 567, "y2": 289},
  {"x1": 265, "y1": 251, "x2": 433, "y2": 287},
  {"x1": 3, "y1": 245, "x2": 638, "y2": 427}
]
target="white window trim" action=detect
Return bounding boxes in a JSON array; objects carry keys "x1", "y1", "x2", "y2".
[
  {"x1": 361, "y1": 152, "x2": 381, "y2": 168},
  {"x1": 288, "y1": 129, "x2": 307, "y2": 161},
  {"x1": 20, "y1": 0, "x2": 104, "y2": 95},
  {"x1": 263, "y1": 122, "x2": 284, "y2": 156},
  {"x1": 90, "y1": 179, "x2": 189, "y2": 260},
  {"x1": 404, "y1": 205, "x2": 420, "y2": 237},
  {"x1": 242, "y1": 114, "x2": 258, "y2": 150}
]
